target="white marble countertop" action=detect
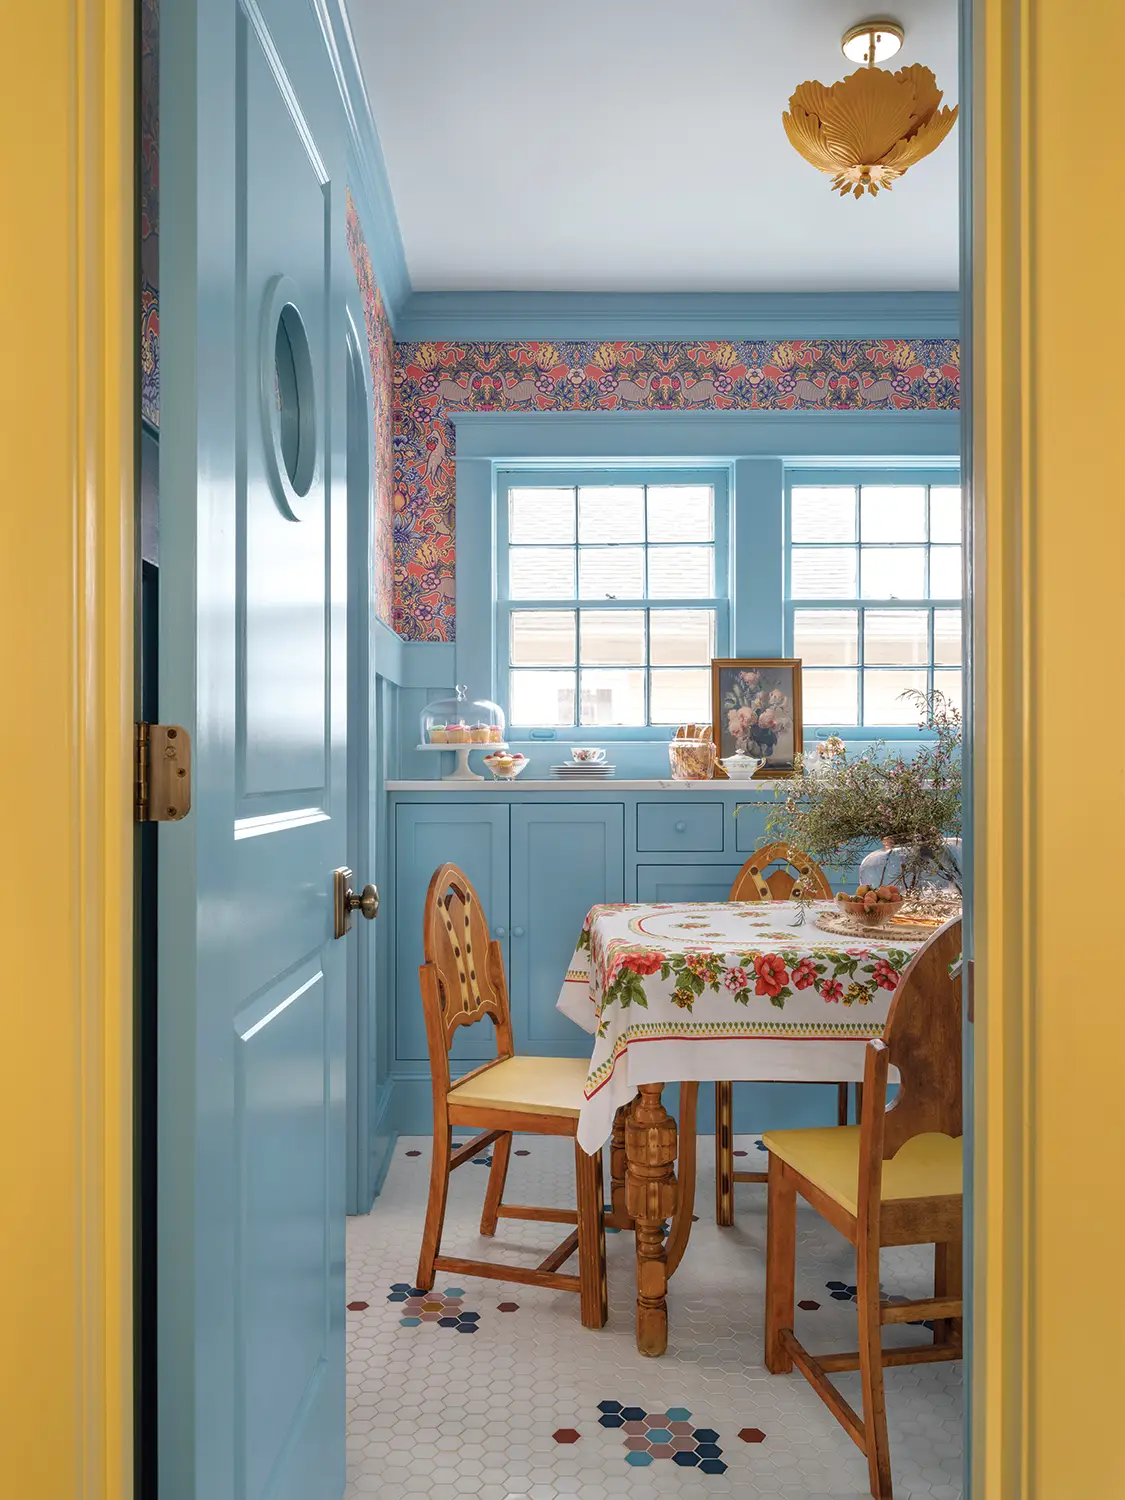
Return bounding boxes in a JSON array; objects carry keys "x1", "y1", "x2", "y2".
[{"x1": 386, "y1": 778, "x2": 786, "y2": 792}]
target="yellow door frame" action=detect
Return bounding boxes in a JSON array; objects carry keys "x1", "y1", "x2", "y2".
[
  {"x1": 972, "y1": 0, "x2": 1125, "y2": 1495},
  {"x1": 0, "y1": 2, "x2": 134, "y2": 1497},
  {"x1": 3, "y1": 1, "x2": 1121, "y2": 1494}
]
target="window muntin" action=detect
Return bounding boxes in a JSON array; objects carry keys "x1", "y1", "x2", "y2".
[
  {"x1": 787, "y1": 480, "x2": 963, "y2": 729},
  {"x1": 501, "y1": 474, "x2": 726, "y2": 729}
]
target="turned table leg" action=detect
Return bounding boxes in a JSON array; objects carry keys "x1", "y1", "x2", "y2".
[{"x1": 625, "y1": 1082, "x2": 678, "y2": 1357}]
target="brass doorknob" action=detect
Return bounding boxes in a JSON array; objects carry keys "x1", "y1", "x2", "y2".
[
  {"x1": 333, "y1": 867, "x2": 379, "y2": 938},
  {"x1": 347, "y1": 884, "x2": 379, "y2": 920}
]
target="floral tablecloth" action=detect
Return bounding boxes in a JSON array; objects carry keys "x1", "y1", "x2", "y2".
[{"x1": 557, "y1": 900, "x2": 925, "y2": 1153}]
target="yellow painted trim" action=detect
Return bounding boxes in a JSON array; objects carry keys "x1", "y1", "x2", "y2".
[
  {"x1": 975, "y1": 1, "x2": 1125, "y2": 1494},
  {"x1": 0, "y1": 2, "x2": 134, "y2": 1496}
]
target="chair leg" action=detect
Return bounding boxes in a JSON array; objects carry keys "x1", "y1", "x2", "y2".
[
  {"x1": 837, "y1": 1082, "x2": 849, "y2": 1126},
  {"x1": 857, "y1": 1225, "x2": 893, "y2": 1499},
  {"x1": 574, "y1": 1141, "x2": 608, "y2": 1329},
  {"x1": 933, "y1": 1238, "x2": 963, "y2": 1347},
  {"x1": 715, "y1": 1079, "x2": 734, "y2": 1227},
  {"x1": 764, "y1": 1152, "x2": 796, "y2": 1373},
  {"x1": 480, "y1": 1131, "x2": 512, "y2": 1236},
  {"x1": 666, "y1": 1082, "x2": 699, "y2": 1277},
  {"x1": 416, "y1": 1125, "x2": 452, "y2": 1291},
  {"x1": 610, "y1": 1105, "x2": 629, "y2": 1221}
]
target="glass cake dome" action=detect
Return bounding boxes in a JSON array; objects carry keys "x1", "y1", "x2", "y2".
[{"x1": 419, "y1": 685, "x2": 506, "y2": 749}]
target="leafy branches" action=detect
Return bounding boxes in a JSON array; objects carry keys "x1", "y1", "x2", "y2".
[{"x1": 764, "y1": 690, "x2": 962, "y2": 891}]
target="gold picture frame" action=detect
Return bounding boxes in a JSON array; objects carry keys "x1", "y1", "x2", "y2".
[{"x1": 710, "y1": 658, "x2": 803, "y2": 778}]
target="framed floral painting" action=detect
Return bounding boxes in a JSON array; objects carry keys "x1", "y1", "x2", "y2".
[{"x1": 711, "y1": 658, "x2": 803, "y2": 775}]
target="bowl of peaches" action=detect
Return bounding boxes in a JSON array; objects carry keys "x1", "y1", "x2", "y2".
[{"x1": 836, "y1": 884, "x2": 903, "y2": 927}]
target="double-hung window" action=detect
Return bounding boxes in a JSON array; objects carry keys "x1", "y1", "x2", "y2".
[
  {"x1": 498, "y1": 468, "x2": 729, "y2": 731},
  {"x1": 785, "y1": 472, "x2": 963, "y2": 729}
]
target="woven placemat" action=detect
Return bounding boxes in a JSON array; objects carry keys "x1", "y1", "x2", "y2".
[{"x1": 814, "y1": 906, "x2": 957, "y2": 942}]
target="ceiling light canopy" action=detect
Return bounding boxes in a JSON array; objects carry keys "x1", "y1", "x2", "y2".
[
  {"x1": 841, "y1": 20, "x2": 904, "y2": 65},
  {"x1": 783, "y1": 22, "x2": 958, "y2": 199}
]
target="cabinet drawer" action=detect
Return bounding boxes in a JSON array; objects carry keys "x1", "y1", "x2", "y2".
[
  {"x1": 637, "y1": 801, "x2": 725, "y2": 853},
  {"x1": 734, "y1": 800, "x2": 771, "y2": 852},
  {"x1": 637, "y1": 865, "x2": 743, "y2": 904}
]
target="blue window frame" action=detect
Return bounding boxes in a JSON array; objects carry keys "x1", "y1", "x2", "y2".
[
  {"x1": 784, "y1": 468, "x2": 963, "y2": 734},
  {"x1": 496, "y1": 467, "x2": 731, "y2": 733}
]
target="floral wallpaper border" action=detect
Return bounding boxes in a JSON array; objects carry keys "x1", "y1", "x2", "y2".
[{"x1": 393, "y1": 338, "x2": 960, "y2": 641}]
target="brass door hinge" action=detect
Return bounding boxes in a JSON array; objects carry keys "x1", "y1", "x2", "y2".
[{"x1": 135, "y1": 723, "x2": 192, "y2": 822}]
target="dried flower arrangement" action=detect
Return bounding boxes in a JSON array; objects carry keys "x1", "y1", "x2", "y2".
[{"x1": 762, "y1": 690, "x2": 962, "y2": 893}]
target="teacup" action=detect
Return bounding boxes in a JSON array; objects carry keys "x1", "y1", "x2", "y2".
[{"x1": 570, "y1": 747, "x2": 607, "y2": 763}]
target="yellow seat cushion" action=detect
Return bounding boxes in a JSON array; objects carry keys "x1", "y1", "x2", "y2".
[
  {"x1": 448, "y1": 1055, "x2": 590, "y2": 1119},
  {"x1": 761, "y1": 1125, "x2": 963, "y2": 1218}
]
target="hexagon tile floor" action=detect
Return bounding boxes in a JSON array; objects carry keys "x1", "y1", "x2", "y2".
[{"x1": 346, "y1": 1134, "x2": 962, "y2": 1500}]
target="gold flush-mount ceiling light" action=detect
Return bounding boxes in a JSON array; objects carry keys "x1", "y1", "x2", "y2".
[{"x1": 783, "y1": 20, "x2": 958, "y2": 198}]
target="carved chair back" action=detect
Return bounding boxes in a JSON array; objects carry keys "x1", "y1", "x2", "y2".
[
  {"x1": 877, "y1": 917, "x2": 963, "y2": 1158},
  {"x1": 729, "y1": 841, "x2": 833, "y2": 903},
  {"x1": 419, "y1": 863, "x2": 514, "y2": 1097}
]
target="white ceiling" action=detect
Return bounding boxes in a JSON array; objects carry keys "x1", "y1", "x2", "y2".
[{"x1": 350, "y1": 0, "x2": 961, "y2": 294}]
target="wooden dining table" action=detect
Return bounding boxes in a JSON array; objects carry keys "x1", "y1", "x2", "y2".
[{"x1": 556, "y1": 897, "x2": 931, "y2": 1355}]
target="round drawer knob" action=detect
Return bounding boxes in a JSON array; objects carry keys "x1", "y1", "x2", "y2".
[
  {"x1": 675, "y1": 820, "x2": 687, "y2": 832},
  {"x1": 512, "y1": 926, "x2": 525, "y2": 938},
  {"x1": 494, "y1": 925, "x2": 506, "y2": 937}
]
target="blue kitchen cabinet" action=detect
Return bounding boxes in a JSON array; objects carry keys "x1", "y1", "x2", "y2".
[
  {"x1": 394, "y1": 803, "x2": 510, "y2": 1065},
  {"x1": 636, "y1": 864, "x2": 744, "y2": 904},
  {"x1": 509, "y1": 803, "x2": 625, "y2": 1052}
]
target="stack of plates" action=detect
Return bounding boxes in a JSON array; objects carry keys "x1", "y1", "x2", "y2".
[{"x1": 552, "y1": 762, "x2": 616, "y2": 779}]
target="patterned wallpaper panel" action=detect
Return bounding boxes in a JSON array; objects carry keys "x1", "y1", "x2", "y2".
[
  {"x1": 346, "y1": 189, "x2": 395, "y2": 628},
  {"x1": 393, "y1": 338, "x2": 960, "y2": 642}
]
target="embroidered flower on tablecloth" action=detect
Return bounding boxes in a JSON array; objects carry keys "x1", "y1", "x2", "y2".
[
  {"x1": 843, "y1": 981, "x2": 874, "y2": 1006},
  {"x1": 724, "y1": 966, "x2": 750, "y2": 993},
  {"x1": 871, "y1": 958, "x2": 900, "y2": 992},
  {"x1": 754, "y1": 954, "x2": 789, "y2": 999},
  {"x1": 820, "y1": 978, "x2": 844, "y2": 1003},
  {"x1": 620, "y1": 952, "x2": 664, "y2": 978},
  {"x1": 791, "y1": 957, "x2": 820, "y2": 991},
  {"x1": 670, "y1": 986, "x2": 696, "y2": 1010}
]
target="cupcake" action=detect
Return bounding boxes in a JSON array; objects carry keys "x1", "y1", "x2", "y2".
[
  {"x1": 445, "y1": 721, "x2": 469, "y2": 744},
  {"x1": 469, "y1": 722, "x2": 491, "y2": 744},
  {"x1": 428, "y1": 725, "x2": 448, "y2": 744},
  {"x1": 488, "y1": 724, "x2": 503, "y2": 743}
]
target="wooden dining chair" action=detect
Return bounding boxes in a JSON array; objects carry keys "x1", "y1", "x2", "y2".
[
  {"x1": 714, "y1": 842, "x2": 849, "y2": 1225},
  {"x1": 762, "y1": 919, "x2": 963, "y2": 1500},
  {"x1": 415, "y1": 862, "x2": 610, "y2": 1328}
]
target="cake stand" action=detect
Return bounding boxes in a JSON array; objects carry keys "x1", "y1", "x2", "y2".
[{"x1": 415, "y1": 742, "x2": 509, "y2": 783}]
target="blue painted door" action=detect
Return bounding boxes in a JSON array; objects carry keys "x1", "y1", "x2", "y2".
[
  {"x1": 158, "y1": 2, "x2": 349, "y2": 1496},
  {"x1": 394, "y1": 804, "x2": 511, "y2": 1067},
  {"x1": 509, "y1": 804, "x2": 625, "y2": 1052}
]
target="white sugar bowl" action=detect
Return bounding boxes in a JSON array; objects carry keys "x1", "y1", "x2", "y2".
[{"x1": 720, "y1": 754, "x2": 768, "y2": 780}]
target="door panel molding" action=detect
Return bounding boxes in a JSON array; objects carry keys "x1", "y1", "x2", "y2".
[
  {"x1": 0, "y1": 1, "x2": 135, "y2": 1495},
  {"x1": 973, "y1": 1, "x2": 1125, "y2": 1494}
]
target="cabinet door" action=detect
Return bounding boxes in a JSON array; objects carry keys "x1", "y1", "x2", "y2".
[
  {"x1": 510, "y1": 803, "x2": 625, "y2": 1052},
  {"x1": 394, "y1": 804, "x2": 510, "y2": 1065}
]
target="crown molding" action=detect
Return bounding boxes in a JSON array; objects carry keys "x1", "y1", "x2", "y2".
[
  {"x1": 395, "y1": 290, "x2": 961, "y2": 343},
  {"x1": 312, "y1": 0, "x2": 412, "y2": 327}
]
